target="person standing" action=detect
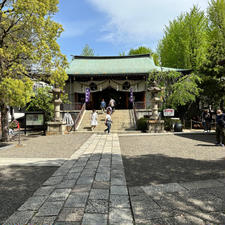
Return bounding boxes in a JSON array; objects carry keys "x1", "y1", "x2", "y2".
[
  {"x1": 100, "y1": 99, "x2": 106, "y2": 113},
  {"x1": 202, "y1": 109, "x2": 212, "y2": 132},
  {"x1": 216, "y1": 109, "x2": 225, "y2": 146},
  {"x1": 104, "y1": 110, "x2": 112, "y2": 134},
  {"x1": 90, "y1": 109, "x2": 98, "y2": 131},
  {"x1": 109, "y1": 98, "x2": 116, "y2": 113}
]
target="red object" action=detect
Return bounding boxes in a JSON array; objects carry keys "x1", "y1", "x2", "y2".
[{"x1": 17, "y1": 122, "x2": 20, "y2": 129}]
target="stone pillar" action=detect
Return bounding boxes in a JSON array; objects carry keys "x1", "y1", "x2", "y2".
[
  {"x1": 147, "y1": 81, "x2": 164, "y2": 133},
  {"x1": 46, "y1": 88, "x2": 66, "y2": 135}
]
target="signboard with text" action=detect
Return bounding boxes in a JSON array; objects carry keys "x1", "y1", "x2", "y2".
[
  {"x1": 163, "y1": 109, "x2": 175, "y2": 117},
  {"x1": 26, "y1": 113, "x2": 44, "y2": 126}
]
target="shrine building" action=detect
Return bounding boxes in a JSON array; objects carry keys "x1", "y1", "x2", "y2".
[{"x1": 65, "y1": 54, "x2": 188, "y2": 110}]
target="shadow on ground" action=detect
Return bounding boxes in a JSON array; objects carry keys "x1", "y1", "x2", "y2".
[
  {"x1": 0, "y1": 165, "x2": 58, "y2": 224},
  {"x1": 122, "y1": 154, "x2": 225, "y2": 186},
  {"x1": 175, "y1": 133, "x2": 216, "y2": 145}
]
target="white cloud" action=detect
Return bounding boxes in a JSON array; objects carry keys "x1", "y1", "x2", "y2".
[{"x1": 87, "y1": 0, "x2": 208, "y2": 46}]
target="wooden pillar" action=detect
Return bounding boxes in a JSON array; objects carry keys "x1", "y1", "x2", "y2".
[
  {"x1": 143, "y1": 92, "x2": 146, "y2": 109},
  {"x1": 125, "y1": 92, "x2": 129, "y2": 109}
]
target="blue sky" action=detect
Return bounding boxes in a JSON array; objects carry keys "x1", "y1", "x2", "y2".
[{"x1": 54, "y1": 0, "x2": 208, "y2": 61}]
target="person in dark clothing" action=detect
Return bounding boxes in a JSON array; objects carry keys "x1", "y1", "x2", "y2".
[
  {"x1": 216, "y1": 109, "x2": 225, "y2": 147},
  {"x1": 202, "y1": 109, "x2": 212, "y2": 132}
]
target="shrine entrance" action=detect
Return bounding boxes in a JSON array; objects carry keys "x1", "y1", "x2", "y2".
[{"x1": 89, "y1": 87, "x2": 129, "y2": 110}]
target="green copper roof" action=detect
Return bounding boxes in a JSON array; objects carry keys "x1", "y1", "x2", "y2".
[{"x1": 66, "y1": 54, "x2": 189, "y2": 75}]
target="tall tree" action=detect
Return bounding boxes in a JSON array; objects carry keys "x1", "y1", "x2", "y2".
[
  {"x1": 158, "y1": 6, "x2": 208, "y2": 71},
  {"x1": 81, "y1": 44, "x2": 94, "y2": 56},
  {"x1": 128, "y1": 46, "x2": 159, "y2": 65},
  {"x1": 0, "y1": 0, "x2": 68, "y2": 141},
  {"x1": 201, "y1": 0, "x2": 225, "y2": 108}
]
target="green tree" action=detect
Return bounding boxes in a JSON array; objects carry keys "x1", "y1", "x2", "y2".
[
  {"x1": 158, "y1": 6, "x2": 208, "y2": 71},
  {"x1": 81, "y1": 44, "x2": 94, "y2": 56},
  {"x1": 26, "y1": 87, "x2": 54, "y2": 121},
  {"x1": 0, "y1": 0, "x2": 68, "y2": 141},
  {"x1": 202, "y1": 0, "x2": 225, "y2": 108},
  {"x1": 128, "y1": 46, "x2": 159, "y2": 65},
  {"x1": 150, "y1": 71, "x2": 201, "y2": 109}
]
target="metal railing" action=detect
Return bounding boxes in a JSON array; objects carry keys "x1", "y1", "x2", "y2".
[
  {"x1": 74, "y1": 103, "x2": 86, "y2": 130},
  {"x1": 132, "y1": 102, "x2": 138, "y2": 129}
]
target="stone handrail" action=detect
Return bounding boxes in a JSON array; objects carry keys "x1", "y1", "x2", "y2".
[{"x1": 74, "y1": 103, "x2": 86, "y2": 130}]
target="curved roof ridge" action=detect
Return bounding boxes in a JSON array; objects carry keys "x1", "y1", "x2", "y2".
[{"x1": 72, "y1": 54, "x2": 151, "y2": 60}]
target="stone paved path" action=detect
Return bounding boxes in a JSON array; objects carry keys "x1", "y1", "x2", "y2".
[
  {"x1": 3, "y1": 133, "x2": 225, "y2": 225},
  {"x1": 3, "y1": 134, "x2": 134, "y2": 225}
]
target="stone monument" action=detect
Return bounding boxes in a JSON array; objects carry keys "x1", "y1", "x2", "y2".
[
  {"x1": 147, "y1": 81, "x2": 164, "y2": 133},
  {"x1": 46, "y1": 88, "x2": 66, "y2": 135}
]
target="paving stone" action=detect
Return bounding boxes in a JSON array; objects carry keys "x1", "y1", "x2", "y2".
[
  {"x1": 57, "y1": 179, "x2": 76, "y2": 189},
  {"x1": 64, "y1": 192, "x2": 89, "y2": 207},
  {"x1": 110, "y1": 195, "x2": 130, "y2": 208},
  {"x1": 85, "y1": 199, "x2": 109, "y2": 213},
  {"x1": 97, "y1": 166, "x2": 110, "y2": 173},
  {"x1": 81, "y1": 169, "x2": 96, "y2": 177},
  {"x1": 111, "y1": 185, "x2": 128, "y2": 195},
  {"x1": 54, "y1": 222, "x2": 81, "y2": 225},
  {"x1": 180, "y1": 179, "x2": 224, "y2": 190},
  {"x1": 70, "y1": 167, "x2": 84, "y2": 173},
  {"x1": 63, "y1": 172, "x2": 80, "y2": 180},
  {"x1": 92, "y1": 181, "x2": 110, "y2": 189},
  {"x1": 128, "y1": 187, "x2": 144, "y2": 196},
  {"x1": 57, "y1": 208, "x2": 84, "y2": 222},
  {"x1": 81, "y1": 213, "x2": 107, "y2": 225},
  {"x1": 43, "y1": 176, "x2": 64, "y2": 186},
  {"x1": 33, "y1": 186, "x2": 55, "y2": 196},
  {"x1": 89, "y1": 189, "x2": 109, "y2": 200},
  {"x1": 178, "y1": 189, "x2": 224, "y2": 212},
  {"x1": 111, "y1": 177, "x2": 126, "y2": 185},
  {"x1": 95, "y1": 172, "x2": 110, "y2": 182},
  {"x1": 36, "y1": 201, "x2": 64, "y2": 216},
  {"x1": 109, "y1": 208, "x2": 133, "y2": 224},
  {"x1": 52, "y1": 168, "x2": 70, "y2": 176},
  {"x1": 141, "y1": 183, "x2": 186, "y2": 195},
  {"x1": 49, "y1": 188, "x2": 71, "y2": 201},
  {"x1": 18, "y1": 196, "x2": 48, "y2": 211},
  {"x1": 217, "y1": 178, "x2": 225, "y2": 184},
  {"x1": 3, "y1": 211, "x2": 35, "y2": 225},
  {"x1": 76, "y1": 176, "x2": 94, "y2": 185},
  {"x1": 29, "y1": 216, "x2": 57, "y2": 225},
  {"x1": 72, "y1": 184, "x2": 92, "y2": 193}
]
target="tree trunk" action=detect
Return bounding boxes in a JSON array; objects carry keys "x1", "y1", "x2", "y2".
[{"x1": 1, "y1": 104, "x2": 9, "y2": 142}]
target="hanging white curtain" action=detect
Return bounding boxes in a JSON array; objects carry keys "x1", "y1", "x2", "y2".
[{"x1": 70, "y1": 79, "x2": 146, "y2": 93}]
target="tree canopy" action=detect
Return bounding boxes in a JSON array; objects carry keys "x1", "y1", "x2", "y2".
[
  {"x1": 81, "y1": 44, "x2": 94, "y2": 56},
  {"x1": 0, "y1": 0, "x2": 68, "y2": 141},
  {"x1": 158, "y1": 6, "x2": 208, "y2": 71}
]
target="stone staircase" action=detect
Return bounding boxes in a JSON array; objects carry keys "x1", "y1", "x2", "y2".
[{"x1": 77, "y1": 109, "x2": 136, "y2": 132}]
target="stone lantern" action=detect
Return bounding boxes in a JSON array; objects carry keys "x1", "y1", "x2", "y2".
[
  {"x1": 147, "y1": 81, "x2": 164, "y2": 133},
  {"x1": 52, "y1": 88, "x2": 63, "y2": 121},
  {"x1": 46, "y1": 88, "x2": 66, "y2": 135}
]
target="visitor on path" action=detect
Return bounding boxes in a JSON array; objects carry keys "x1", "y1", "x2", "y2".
[
  {"x1": 63, "y1": 112, "x2": 74, "y2": 132},
  {"x1": 202, "y1": 109, "x2": 212, "y2": 132},
  {"x1": 216, "y1": 109, "x2": 225, "y2": 147},
  {"x1": 104, "y1": 110, "x2": 112, "y2": 134},
  {"x1": 109, "y1": 98, "x2": 116, "y2": 113},
  {"x1": 90, "y1": 109, "x2": 98, "y2": 131},
  {"x1": 106, "y1": 105, "x2": 112, "y2": 115},
  {"x1": 100, "y1": 99, "x2": 106, "y2": 113}
]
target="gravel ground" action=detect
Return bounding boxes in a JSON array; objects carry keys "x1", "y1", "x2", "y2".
[
  {"x1": 0, "y1": 165, "x2": 58, "y2": 224},
  {"x1": 0, "y1": 133, "x2": 91, "y2": 158},
  {"x1": 119, "y1": 133, "x2": 225, "y2": 186}
]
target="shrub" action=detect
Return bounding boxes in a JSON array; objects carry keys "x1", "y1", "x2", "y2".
[
  {"x1": 164, "y1": 118, "x2": 174, "y2": 131},
  {"x1": 137, "y1": 117, "x2": 148, "y2": 132}
]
